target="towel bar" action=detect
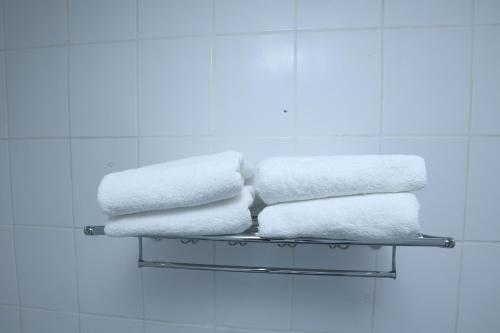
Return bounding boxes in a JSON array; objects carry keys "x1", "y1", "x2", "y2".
[{"x1": 83, "y1": 224, "x2": 454, "y2": 279}]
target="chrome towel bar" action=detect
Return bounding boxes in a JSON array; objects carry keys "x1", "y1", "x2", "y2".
[{"x1": 83, "y1": 225, "x2": 454, "y2": 279}]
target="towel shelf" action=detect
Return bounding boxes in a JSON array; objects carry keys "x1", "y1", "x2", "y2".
[{"x1": 83, "y1": 223, "x2": 454, "y2": 279}]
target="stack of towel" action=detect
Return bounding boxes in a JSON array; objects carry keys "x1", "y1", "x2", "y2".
[
  {"x1": 96, "y1": 151, "x2": 427, "y2": 241},
  {"x1": 254, "y1": 155, "x2": 427, "y2": 241},
  {"x1": 98, "y1": 151, "x2": 255, "y2": 237}
]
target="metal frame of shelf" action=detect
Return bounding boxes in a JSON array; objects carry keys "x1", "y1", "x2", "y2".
[{"x1": 83, "y1": 225, "x2": 455, "y2": 279}]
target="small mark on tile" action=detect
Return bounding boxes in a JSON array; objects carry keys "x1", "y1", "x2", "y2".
[{"x1": 107, "y1": 162, "x2": 114, "y2": 168}]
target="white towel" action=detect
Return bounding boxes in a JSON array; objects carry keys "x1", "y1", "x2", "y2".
[
  {"x1": 258, "y1": 193, "x2": 420, "y2": 241},
  {"x1": 105, "y1": 186, "x2": 255, "y2": 237},
  {"x1": 98, "y1": 151, "x2": 252, "y2": 216},
  {"x1": 254, "y1": 155, "x2": 426, "y2": 204}
]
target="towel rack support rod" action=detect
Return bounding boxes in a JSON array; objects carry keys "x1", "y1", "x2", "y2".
[
  {"x1": 137, "y1": 259, "x2": 397, "y2": 278},
  {"x1": 136, "y1": 235, "x2": 398, "y2": 278}
]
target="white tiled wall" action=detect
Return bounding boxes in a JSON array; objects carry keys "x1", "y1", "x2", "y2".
[
  {"x1": 6, "y1": 47, "x2": 68, "y2": 138},
  {"x1": 0, "y1": 1, "x2": 499, "y2": 333}
]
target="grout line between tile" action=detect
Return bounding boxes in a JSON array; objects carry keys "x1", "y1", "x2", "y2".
[
  {"x1": 2, "y1": 4, "x2": 24, "y2": 329},
  {"x1": 461, "y1": 239, "x2": 500, "y2": 244},
  {"x1": 3, "y1": 43, "x2": 68, "y2": 52},
  {"x1": 292, "y1": 0, "x2": 299, "y2": 154},
  {"x1": 145, "y1": 318, "x2": 217, "y2": 330},
  {"x1": 211, "y1": 0, "x2": 217, "y2": 326},
  {"x1": 290, "y1": 247, "x2": 296, "y2": 331},
  {"x1": 213, "y1": 241, "x2": 217, "y2": 326},
  {"x1": 135, "y1": 2, "x2": 146, "y2": 331},
  {"x1": 0, "y1": 303, "x2": 20, "y2": 310},
  {"x1": 4, "y1": 23, "x2": 500, "y2": 52},
  {"x1": 15, "y1": 304, "x2": 320, "y2": 332},
  {"x1": 27, "y1": 132, "x2": 491, "y2": 140},
  {"x1": 373, "y1": 2, "x2": 385, "y2": 331},
  {"x1": 135, "y1": 28, "x2": 141, "y2": 151},
  {"x1": 16, "y1": 304, "x2": 80, "y2": 316},
  {"x1": 135, "y1": 26, "x2": 141, "y2": 165},
  {"x1": 377, "y1": 0, "x2": 385, "y2": 154},
  {"x1": 65, "y1": 1, "x2": 83, "y2": 333},
  {"x1": 0, "y1": 1, "x2": 5, "y2": 51},
  {"x1": 209, "y1": 0, "x2": 216, "y2": 153},
  {"x1": 290, "y1": 0, "x2": 299, "y2": 330},
  {"x1": 454, "y1": 2, "x2": 476, "y2": 332},
  {"x1": 5, "y1": 133, "x2": 500, "y2": 141}
]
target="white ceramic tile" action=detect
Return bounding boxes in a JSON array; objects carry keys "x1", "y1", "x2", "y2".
[
  {"x1": 80, "y1": 314, "x2": 145, "y2": 333},
  {"x1": 215, "y1": 0, "x2": 294, "y2": 33},
  {"x1": 297, "y1": 30, "x2": 381, "y2": 135},
  {"x1": 212, "y1": 137, "x2": 295, "y2": 164},
  {"x1": 213, "y1": 34, "x2": 294, "y2": 136},
  {"x1": 0, "y1": 142, "x2": 13, "y2": 225},
  {"x1": 6, "y1": 47, "x2": 68, "y2": 138},
  {"x1": 0, "y1": 226, "x2": 18, "y2": 304},
  {"x1": 0, "y1": 305, "x2": 21, "y2": 333},
  {"x1": 71, "y1": 138, "x2": 137, "y2": 227},
  {"x1": 139, "y1": 137, "x2": 212, "y2": 166},
  {"x1": 295, "y1": 137, "x2": 379, "y2": 155},
  {"x1": 373, "y1": 245, "x2": 461, "y2": 333},
  {"x1": 297, "y1": 0, "x2": 382, "y2": 29},
  {"x1": 465, "y1": 138, "x2": 500, "y2": 241},
  {"x1": 21, "y1": 308, "x2": 79, "y2": 333},
  {"x1": 218, "y1": 275, "x2": 293, "y2": 333},
  {"x1": 139, "y1": 0, "x2": 212, "y2": 38},
  {"x1": 475, "y1": 0, "x2": 500, "y2": 24},
  {"x1": 382, "y1": 137, "x2": 467, "y2": 238},
  {"x1": 15, "y1": 227, "x2": 78, "y2": 311},
  {"x1": 70, "y1": 42, "x2": 137, "y2": 136},
  {"x1": 75, "y1": 231, "x2": 143, "y2": 317},
  {"x1": 69, "y1": 0, "x2": 137, "y2": 43},
  {"x1": 10, "y1": 139, "x2": 73, "y2": 227},
  {"x1": 215, "y1": 243, "x2": 293, "y2": 330},
  {"x1": 384, "y1": 0, "x2": 472, "y2": 26},
  {"x1": 292, "y1": 245, "x2": 375, "y2": 332},
  {"x1": 143, "y1": 269, "x2": 215, "y2": 324},
  {"x1": 0, "y1": 3, "x2": 4, "y2": 49},
  {"x1": 471, "y1": 27, "x2": 500, "y2": 134},
  {"x1": 383, "y1": 28, "x2": 471, "y2": 134},
  {"x1": 4, "y1": 0, "x2": 67, "y2": 48},
  {"x1": 139, "y1": 38, "x2": 211, "y2": 136},
  {"x1": 292, "y1": 247, "x2": 375, "y2": 332},
  {"x1": 146, "y1": 321, "x2": 214, "y2": 333},
  {"x1": 458, "y1": 243, "x2": 500, "y2": 332},
  {"x1": 0, "y1": 52, "x2": 7, "y2": 138},
  {"x1": 143, "y1": 239, "x2": 214, "y2": 324}
]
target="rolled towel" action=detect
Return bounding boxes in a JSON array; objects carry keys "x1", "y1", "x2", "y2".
[
  {"x1": 255, "y1": 155, "x2": 426, "y2": 204},
  {"x1": 258, "y1": 193, "x2": 420, "y2": 241},
  {"x1": 105, "y1": 186, "x2": 255, "y2": 237},
  {"x1": 98, "y1": 151, "x2": 252, "y2": 216}
]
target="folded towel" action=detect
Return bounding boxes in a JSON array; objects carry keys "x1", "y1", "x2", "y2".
[
  {"x1": 105, "y1": 186, "x2": 255, "y2": 237},
  {"x1": 258, "y1": 193, "x2": 420, "y2": 241},
  {"x1": 255, "y1": 155, "x2": 426, "y2": 204},
  {"x1": 98, "y1": 151, "x2": 252, "y2": 216}
]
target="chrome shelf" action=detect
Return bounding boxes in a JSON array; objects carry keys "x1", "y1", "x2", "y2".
[{"x1": 83, "y1": 224, "x2": 455, "y2": 279}]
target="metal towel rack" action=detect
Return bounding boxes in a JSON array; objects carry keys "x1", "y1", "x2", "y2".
[{"x1": 83, "y1": 221, "x2": 455, "y2": 279}]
